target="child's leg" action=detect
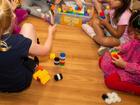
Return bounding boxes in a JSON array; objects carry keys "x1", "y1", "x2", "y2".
[
  {"x1": 92, "y1": 20, "x2": 120, "y2": 47},
  {"x1": 20, "y1": 23, "x2": 37, "y2": 43},
  {"x1": 100, "y1": 52, "x2": 118, "y2": 76},
  {"x1": 20, "y1": 23, "x2": 39, "y2": 63},
  {"x1": 105, "y1": 73, "x2": 140, "y2": 95},
  {"x1": 82, "y1": 7, "x2": 96, "y2": 38}
]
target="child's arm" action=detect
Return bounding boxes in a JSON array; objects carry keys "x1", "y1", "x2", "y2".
[
  {"x1": 100, "y1": 18, "x2": 127, "y2": 38},
  {"x1": 94, "y1": 0, "x2": 103, "y2": 15},
  {"x1": 112, "y1": 55, "x2": 126, "y2": 69},
  {"x1": 119, "y1": 40, "x2": 132, "y2": 53},
  {"x1": 113, "y1": 42, "x2": 131, "y2": 54},
  {"x1": 112, "y1": 55, "x2": 140, "y2": 75},
  {"x1": 29, "y1": 25, "x2": 56, "y2": 56},
  {"x1": 113, "y1": 56, "x2": 140, "y2": 75},
  {"x1": 94, "y1": 0, "x2": 127, "y2": 38},
  {"x1": 111, "y1": 42, "x2": 132, "y2": 68},
  {"x1": 125, "y1": 62, "x2": 140, "y2": 75}
]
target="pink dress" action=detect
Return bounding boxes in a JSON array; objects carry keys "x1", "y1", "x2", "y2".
[
  {"x1": 109, "y1": 9, "x2": 132, "y2": 44},
  {"x1": 100, "y1": 39, "x2": 140, "y2": 85}
]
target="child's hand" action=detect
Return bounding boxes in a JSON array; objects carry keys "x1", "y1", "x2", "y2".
[
  {"x1": 112, "y1": 46, "x2": 122, "y2": 54},
  {"x1": 92, "y1": 17, "x2": 101, "y2": 26},
  {"x1": 114, "y1": 46, "x2": 121, "y2": 51},
  {"x1": 11, "y1": 0, "x2": 19, "y2": 10},
  {"x1": 100, "y1": 17, "x2": 109, "y2": 26},
  {"x1": 48, "y1": 24, "x2": 57, "y2": 34},
  {"x1": 112, "y1": 55, "x2": 126, "y2": 68},
  {"x1": 75, "y1": 0, "x2": 83, "y2": 9}
]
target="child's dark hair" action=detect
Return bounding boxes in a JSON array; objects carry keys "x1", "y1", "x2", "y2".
[
  {"x1": 113, "y1": 0, "x2": 131, "y2": 24},
  {"x1": 129, "y1": 10, "x2": 140, "y2": 33}
]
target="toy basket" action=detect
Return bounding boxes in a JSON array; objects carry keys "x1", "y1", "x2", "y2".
[{"x1": 55, "y1": 0, "x2": 93, "y2": 27}]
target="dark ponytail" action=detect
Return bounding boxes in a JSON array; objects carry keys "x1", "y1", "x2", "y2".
[
  {"x1": 113, "y1": 0, "x2": 131, "y2": 24},
  {"x1": 129, "y1": 10, "x2": 140, "y2": 33}
]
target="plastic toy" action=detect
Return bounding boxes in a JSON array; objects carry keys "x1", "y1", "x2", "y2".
[
  {"x1": 59, "y1": 52, "x2": 66, "y2": 60},
  {"x1": 58, "y1": 7, "x2": 62, "y2": 12},
  {"x1": 87, "y1": 9, "x2": 91, "y2": 14},
  {"x1": 50, "y1": 53, "x2": 56, "y2": 60},
  {"x1": 110, "y1": 49, "x2": 119, "y2": 59},
  {"x1": 37, "y1": 38, "x2": 40, "y2": 44},
  {"x1": 33, "y1": 69, "x2": 51, "y2": 85},
  {"x1": 58, "y1": 2, "x2": 90, "y2": 16},
  {"x1": 75, "y1": 5, "x2": 82, "y2": 10},
  {"x1": 54, "y1": 57, "x2": 60, "y2": 65},
  {"x1": 102, "y1": 92, "x2": 121, "y2": 104},
  {"x1": 36, "y1": 65, "x2": 43, "y2": 71},
  {"x1": 54, "y1": 73, "x2": 63, "y2": 81},
  {"x1": 111, "y1": 52, "x2": 119, "y2": 59},
  {"x1": 99, "y1": 10, "x2": 105, "y2": 19},
  {"x1": 60, "y1": 60, "x2": 65, "y2": 66},
  {"x1": 56, "y1": 1, "x2": 92, "y2": 27},
  {"x1": 59, "y1": 52, "x2": 66, "y2": 66},
  {"x1": 47, "y1": 0, "x2": 55, "y2": 11},
  {"x1": 105, "y1": 5, "x2": 110, "y2": 10},
  {"x1": 50, "y1": 4, "x2": 55, "y2": 11}
]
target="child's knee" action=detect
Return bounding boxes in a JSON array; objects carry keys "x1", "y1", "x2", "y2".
[
  {"x1": 94, "y1": 37, "x2": 105, "y2": 45},
  {"x1": 22, "y1": 23, "x2": 35, "y2": 30}
]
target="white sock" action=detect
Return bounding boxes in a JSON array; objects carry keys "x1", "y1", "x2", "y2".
[{"x1": 82, "y1": 24, "x2": 96, "y2": 38}]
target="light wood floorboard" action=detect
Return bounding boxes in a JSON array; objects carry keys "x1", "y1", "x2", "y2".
[{"x1": 0, "y1": 17, "x2": 139, "y2": 105}]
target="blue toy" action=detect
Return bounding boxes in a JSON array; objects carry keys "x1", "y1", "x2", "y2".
[{"x1": 59, "y1": 52, "x2": 66, "y2": 60}]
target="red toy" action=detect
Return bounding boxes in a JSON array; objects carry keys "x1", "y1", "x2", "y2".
[
  {"x1": 110, "y1": 49, "x2": 119, "y2": 59},
  {"x1": 99, "y1": 10, "x2": 105, "y2": 19}
]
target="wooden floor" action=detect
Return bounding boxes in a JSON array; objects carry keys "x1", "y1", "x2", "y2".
[{"x1": 0, "y1": 17, "x2": 140, "y2": 105}]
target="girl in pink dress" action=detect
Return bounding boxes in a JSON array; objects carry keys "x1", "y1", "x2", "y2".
[
  {"x1": 99, "y1": 10, "x2": 140, "y2": 95},
  {"x1": 82, "y1": 0, "x2": 131, "y2": 55}
]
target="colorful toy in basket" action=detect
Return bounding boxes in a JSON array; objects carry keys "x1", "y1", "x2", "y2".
[
  {"x1": 33, "y1": 65, "x2": 51, "y2": 85},
  {"x1": 58, "y1": 1, "x2": 90, "y2": 16},
  {"x1": 56, "y1": 1, "x2": 92, "y2": 27},
  {"x1": 100, "y1": 10, "x2": 106, "y2": 19}
]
